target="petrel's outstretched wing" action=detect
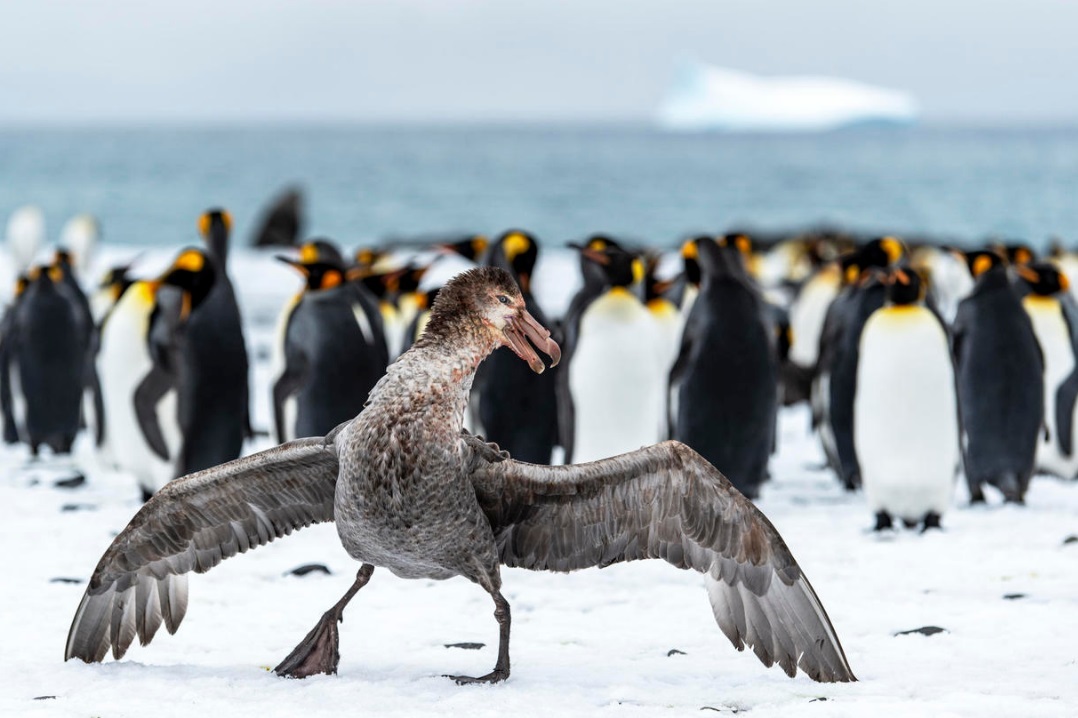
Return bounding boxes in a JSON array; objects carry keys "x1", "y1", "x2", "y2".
[
  {"x1": 469, "y1": 440, "x2": 855, "y2": 683},
  {"x1": 65, "y1": 436, "x2": 339, "y2": 663}
]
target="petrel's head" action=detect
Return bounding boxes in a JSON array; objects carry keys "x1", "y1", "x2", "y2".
[{"x1": 428, "y1": 266, "x2": 560, "y2": 374}]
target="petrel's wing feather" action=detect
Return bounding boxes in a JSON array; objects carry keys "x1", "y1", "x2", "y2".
[
  {"x1": 470, "y1": 441, "x2": 855, "y2": 683},
  {"x1": 65, "y1": 436, "x2": 339, "y2": 663}
]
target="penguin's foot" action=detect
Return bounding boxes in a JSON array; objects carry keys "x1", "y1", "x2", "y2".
[
  {"x1": 874, "y1": 511, "x2": 893, "y2": 531},
  {"x1": 901, "y1": 518, "x2": 918, "y2": 530},
  {"x1": 968, "y1": 486, "x2": 986, "y2": 504},
  {"x1": 922, "y1": 512, "x2": 942, "y2": 532},
  {"x1": 274, "y1": 609, "x2": 341, "y2": 678}
]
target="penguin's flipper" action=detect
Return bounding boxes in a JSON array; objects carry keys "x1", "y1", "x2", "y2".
[
  {"x1": 87, "y1": 361, "x2": 106, "y2": 447},
  {"x1": 272, "y1": 364, "x2": 307, "y2": 446},
  {"x1": 0, "y1": 340, "x2": 17, "y2": 444},
  {"x1": 134, "y1": 366, "x2": 175, "y2": 461},
  {"x1": 667, "y1": 326, "x2": 695, "y2": 440},
  {"x1": 554, "y1": 361, "x2": 575, "y2": 464},
  {"x1": 1056, "y1": 368, "x2": 1078, "y2": 456}
]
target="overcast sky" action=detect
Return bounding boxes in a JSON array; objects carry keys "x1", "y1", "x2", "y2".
[{"x1": 2, "y1": 0, "x2": 1076, "y2": 125}]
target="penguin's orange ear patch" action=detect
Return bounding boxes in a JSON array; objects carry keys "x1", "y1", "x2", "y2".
[
  {"x1": 972, "y1": 255, "x2": 994, "y2": 278},
  {"x1": 321, "y1": 270, "x2": 343, "y2": 290}
]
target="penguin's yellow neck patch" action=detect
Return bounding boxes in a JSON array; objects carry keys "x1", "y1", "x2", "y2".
[
  {"x1": 647, "y1": 297, "x2": 677, "y2": 317},
  {"x1": 1023, "y1": 295, "x2": 1059, "y2": 313},
  {"x1": 876, "y1": 304, "x2": 929, "y2": 324}
]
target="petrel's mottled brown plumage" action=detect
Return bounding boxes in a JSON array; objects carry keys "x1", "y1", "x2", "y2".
[{"x1": 65, "y1": 266, "x2": 855, "y2": 684}]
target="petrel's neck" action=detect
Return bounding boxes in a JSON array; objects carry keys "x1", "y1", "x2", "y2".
[{"x1": 367, "y1": 315, "x2": 498, "y2": 437}]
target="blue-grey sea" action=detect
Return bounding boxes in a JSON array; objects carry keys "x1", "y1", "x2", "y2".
[{"x1": 1, "y1": 125, "x2": 1076, "y2": 251}]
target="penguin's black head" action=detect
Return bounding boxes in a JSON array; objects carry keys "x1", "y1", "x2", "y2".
[
  {"x1": 299, "y1": 238, "x2": 347, "y2": 268},
  {"x1": 679, "y1": 237, "x2": 705, "y2": 287},
  {"x1": 13, "y1": 274, "x2": 28, "y2": 297},
  {"x1": 995, "y1": 242, "x2": 1035, "y2": 267},
  {"x1": 963, "y1": 249, "x2": 1006, "y2": 279},
  {"x1": 696, "y1": 234, "x2": 752, "y2": 282},
  {"x1": 885, "y1": 265, "x2": 926, "y2": 306},
  {"x1": 1016, "y1": 262, "x2": 1070, "y2": 297},
  {"x1": 198, "y1": 208, "x2": 232, "y2": 262},
  {"x1": 353, "y1": 247, "x2": 387, "y2": 278},
  {"x1": 643, "y1": 253, "x2": 673, "y2": 304},
  {"x1": 277, "y1": 255, "x2": 347, "y2": 293},
  {"x1": 159, "y1": 248, "x2": 216, "y2": 318},
  {"x1": 397, "y1": 264, "x2": 429, "y2": 295},
  {"x1": 858, "y1": 236, "x2": 905, "y2": 271},
  {"x1": 99, "y1": 264, "x2": 135, "y2": 302},
  {"x1": 491, "y1": 230, "x2": 539, "y2": 293},
  {"x1": 717, "y1": 233, "x2": 753, "y2": 263},
  {"x1": 27, "y1": 264, "x2": 63, "y2": 287},
  {"x1": 571, "y1": 236, "x2": 641, "y2": 289},
  {"x1": 838, "y1": 251, "x2": 863, "y2": 286},
  {"x1": 715, "y1": 233, "x2": 756, "y2": 278},
  {"x1": 198, "y1": 208, "x2": 232, "y2": 239},
  {"x1": 53, "y1": 249, "x2": 74, "y2": 270},
  {"x1": 440, "y1": 234, "x2": 488, "y2": 263}
]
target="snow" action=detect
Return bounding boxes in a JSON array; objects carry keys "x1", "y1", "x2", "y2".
[
  {"x1": 2, "y1": 249, "x2": 1077, "y2": 717},
  {"x1": 657, "y1": 62, "x2": 919, "y2": 133}
]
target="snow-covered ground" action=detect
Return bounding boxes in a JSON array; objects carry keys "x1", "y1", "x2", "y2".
[{"x1": 2, "y1": 248, "x2": 1077, "y2": 718}]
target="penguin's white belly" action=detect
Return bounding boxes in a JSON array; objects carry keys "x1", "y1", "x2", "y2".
[
  {"x1": 570, "y1": 293, "x2": 664, "y2": 463},
  {"x1": 789, "y1": 272, "x2": 838, "y2": 368},
  {"x1": 99, "y1": 285, "x2": 180, "y2": 494},
  {"x1": 854, "y1": 308, "x2": 959, "y2": 520},
  {"x1": 1025, "y1": 298, "x2": 1078, "y2": 477},
  {"x1": 271, "y1": 295, "x2": 300, "y2": 442}
]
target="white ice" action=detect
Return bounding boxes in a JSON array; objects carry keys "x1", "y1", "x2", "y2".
[{"x1": 657, "y1": 62, "x2": 919, "y2": 133}]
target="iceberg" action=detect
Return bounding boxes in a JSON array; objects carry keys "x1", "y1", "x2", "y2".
[{"x1": 657, "y1": 62, "x2": 919, "y2": 132}]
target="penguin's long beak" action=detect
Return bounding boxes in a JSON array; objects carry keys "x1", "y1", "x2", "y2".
[{"x1": 502, "y1": 308, "x2": 560, "y2": 374}]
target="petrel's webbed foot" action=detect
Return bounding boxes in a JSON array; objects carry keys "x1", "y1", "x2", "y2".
[
  {"x1": 445, "y1": 668, "x2": 509, "y2": 685},
  {"x1": 445, "y1": 589, "x2": 511, "y2": 686},
  {"x1": 274, "y1": 608, "x2": 342, "y2": 678},
  {"x1": 274, "y1": 564, "x2": 374, "y2": 679}
]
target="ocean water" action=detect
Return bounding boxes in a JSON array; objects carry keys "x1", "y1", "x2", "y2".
[{"x1": 1, "y1": 125, "x2": 1077, "y2": 252}]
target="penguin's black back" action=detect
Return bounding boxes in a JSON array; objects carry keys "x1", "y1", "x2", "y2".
[
  {"x1": 953, "y1": 267, "x2": 1043, "y2": 500},
  {"x1": 12, "y1": 276, "x2": 84, "y2": 453},
  {"x1": 674, "y1": 274, "x2": 778, "y2": 498},
  {"x1": 827, "y1": 278, "x2": 887, "y2": 490},
  {"x1": 286, "y1": 287, "x2": 387, "y2": 439},
  {"x1": 178, "y1": 274, "x2": 249, "y2": 474}
]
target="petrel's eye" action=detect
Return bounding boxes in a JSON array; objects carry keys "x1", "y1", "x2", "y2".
[{"x1": 497, "y1": 295, "x2": 511, "y2": 305}]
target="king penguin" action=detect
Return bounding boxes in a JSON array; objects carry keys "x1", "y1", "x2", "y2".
[
  {"x1": 0, "y1": 265, "x2": 85, "y2": 454},
  {"x1": 952, "y1": 250, "x2": 1043, "y2": 503},
  {"x1": 471, "y1": 230, "x2": 559, "y2": 463},
  {"x1": 558, "y1": 236, "x2": 664, "y2": 464},
  {"x1": 813, "y1": 237, "x2": 904, "y2": 490},
  {"x1": 186, "y1": 209, "x2": 250, "y2": 465},
  {"x1": 272, "y1": 249, "x2": 388, "y2": 444},
  {"x1": 669, "y1": 236, "x2": 779, "y2": 498},
  {"x1": 854, "y1": 266, "x2": 959, "y2": 530},
  {"x1": 96, "y1": 265, "x2": 184, "y2": 499},
  {"x1": 134, "y1": 246, "x2": 245, "y2": 480},
  {"x1": 1014, "y1": 262, "x2": 1078, "y2": 479}
]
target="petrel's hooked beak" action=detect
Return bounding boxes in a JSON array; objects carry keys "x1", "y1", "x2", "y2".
[{"x1": 502, "y1": 308, "x2": 561, "y2": 374}]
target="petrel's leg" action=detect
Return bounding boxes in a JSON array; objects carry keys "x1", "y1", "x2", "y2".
[
  {"x1": 446, "y1": 590, "x2": 511, "y2": 685},
  {"x1": 274, "y1": 564, "x2": 375, "y2": 678}
]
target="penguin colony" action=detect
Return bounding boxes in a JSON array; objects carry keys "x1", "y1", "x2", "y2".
[{"x1": 1, "y1": 203, "x2": 1073, "y2": 531}]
